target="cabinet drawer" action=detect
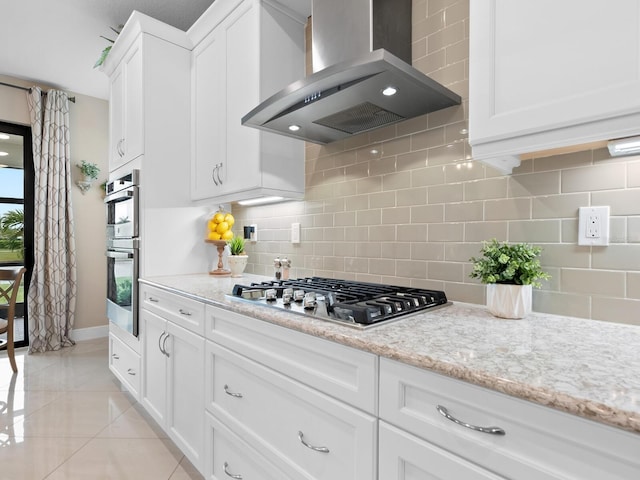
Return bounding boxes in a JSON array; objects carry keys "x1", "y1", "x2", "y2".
[
  {"x1": 109, "y1": 333, "x2": 141, "y2": 399},
  {"x1": 207, "y1": 342, "x2": 377, "y2": 480},
  {"x1": 205, "y1": 411, "x2": 296, "y2": 480},
  {"x1": 379, "y1": 421, "x2": 505, "y2": 480},
  {"x1": 379, "y1": 357, "x2": 640, "y2": 480},
  {"x1": 206, "y1": 305, "x2": 378, "y2": 414},
  {"x1": 140, "y1": 284, "x2": 205, "y2": 335}
]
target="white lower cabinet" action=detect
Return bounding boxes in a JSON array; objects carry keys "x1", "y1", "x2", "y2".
[
  {"x1": 140, "y1": 307, "x2": 205, "y2": 473},
  {"x1": 205, "y1": 341, "x2": 377, "y2": 480},
  {"x1": 379, "y1": 422, "x2": 505, "y2": 480},
  {"x1": 379, "y1": 357, "x2": 640, "y2": 480},
  {"x1": 108, "y1": 332, "x2": 141, "y2": 400},
  {"x1": 136, "y1": 286, "x2": 640, "y2": 480},
  {"x1": 205, "y1": 411, "x2": 296, "y2": 480}
]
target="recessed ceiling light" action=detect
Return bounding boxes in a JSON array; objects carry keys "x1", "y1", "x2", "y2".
[
  {"x1": 0, "y1": 151, "x2": 8, "y2": 156},
  {"x1": 382, "y1": 86, "x2": 397, "y2": 96},
  {"x1": 0, "y1": 134, "x2": 9, "y2": 140},
  {"x1": 288, "y1": 125, "x2": 301, "y2": 132}
]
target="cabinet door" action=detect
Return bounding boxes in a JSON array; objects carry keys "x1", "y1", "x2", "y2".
[
  {"x1": 122, "y1": 39, "x2": 144, "y2": 164},
  {"x1": 108, "y1": 66, "x2": 125, "y2": 171},
  {"x1": 191, "y1": 28, "x2": 226, "y2": 200},
  {"x1": 108, "y1": 38, "x2": 144, "y2": 171},
  {"x1": 470, "y1": 0, "x2": 640, "y2": 170},
  {"x1": 140, "y1": 309, "x2": 167, "y2": 426},
  {"x1": 223, "y1": 0, "x2": 260, "y2": 194},
  {"x1": 166, "y1": 321, "x2": 205, "y2": 472},
  {"x1": 379, "y1": 422, "x2": 506, "y2": 480}
]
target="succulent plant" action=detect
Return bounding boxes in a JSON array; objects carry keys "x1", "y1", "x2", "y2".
[{"x1": 228, "y1": 236, "x2": 246, "y2": 256}]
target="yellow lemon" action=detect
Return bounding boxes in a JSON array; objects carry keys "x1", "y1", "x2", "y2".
[
  {"x1": 213, "y1": 212, "x2": 225, "y2": 224},
  {"x1": 221, "y1": 230, "x2": 234, "y2": 240},
  {"x1": 215, "y1": 221, "x2": 229, "y2": 234},
  {"x1": 207, "y1": 219, "x2": 218, "y2": 232},
  {"x1": 224, "y1": 213, "x2": 235, "y2": 227},
  {"x1": 207, "y1": 231, "x2": 221, "y2": 241}
]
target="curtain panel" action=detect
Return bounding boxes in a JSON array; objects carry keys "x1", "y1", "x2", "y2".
[{"x1": 26, "y1": 87, "x2": 77, "y2": 352}]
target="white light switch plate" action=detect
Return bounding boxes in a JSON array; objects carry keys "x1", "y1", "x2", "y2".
[
  {"x1": 578, "y1": 206, "x2": 609, "y2": 246},
  {"x1": 291, "y1": 223, "x2": 301, "y2": 244}
]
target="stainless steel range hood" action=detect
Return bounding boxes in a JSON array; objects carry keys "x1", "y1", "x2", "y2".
[{"x1": 241, "y1": 0, "x2": 461, "y2": 145}]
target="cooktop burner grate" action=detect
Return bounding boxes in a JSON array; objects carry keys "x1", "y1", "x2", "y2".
[{"x1": 230, "y1": 277, "x2": 450, "y2": 327}]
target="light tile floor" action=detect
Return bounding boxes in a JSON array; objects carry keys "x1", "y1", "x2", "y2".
[{"x1": 0, "y1": 338, "x2": 204, "y2": 480}]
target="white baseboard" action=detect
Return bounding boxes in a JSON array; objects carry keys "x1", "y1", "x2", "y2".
[{"x1": 71, "y1": 324, "x2": 109, "y2": 342}]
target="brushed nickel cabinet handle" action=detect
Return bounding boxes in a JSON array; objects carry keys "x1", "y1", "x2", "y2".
[
  {"x1": 111, "y1": 353, "x2": 120, "y2": 360},
  {"x1": 158, "y1": 332, "x2": 166, "y2": 355},
  {"x1": 148, "y1": 297, "x2": 159, "y2": 303},
  {"x1": 178, "y1": 309, "x2": 192, "y2": 316},
  {"x1": 212, "y1": 165, "x2": 219, "y2": 186},
  {"x1": 127, "y1": 369, "x2": 136, "y2": 376},
  {"x1": 436, "y1": 405, "x2": 506, "y2": 435},
  {"x1": 223, "y1": 462, "x2": 242, "y2": 479},
  {"x1": 162, "y1": 333, "x2": 170, "y2": 358},
  {"x1": 223, "y1": 384, "x2": 243, "y2": 398},
  {"x1": 298, "y1": 431, "x2": 329, "y2": 453},
  {"x1": 216, "y1": 163, "x2": 223, "y2": 185}
]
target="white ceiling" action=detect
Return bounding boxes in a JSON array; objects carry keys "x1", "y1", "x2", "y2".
[{"x1": 0, "y1": 0, "x2": 216, "y2": 100}]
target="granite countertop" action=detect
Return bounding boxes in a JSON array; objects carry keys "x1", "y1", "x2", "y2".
[{"x1": 141, "y1": 273, "x2": 640, "y2": 435}]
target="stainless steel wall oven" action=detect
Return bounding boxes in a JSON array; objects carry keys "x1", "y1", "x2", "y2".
[{"x1": 105, "y1": 170, "x2": 140, "y2": 337}]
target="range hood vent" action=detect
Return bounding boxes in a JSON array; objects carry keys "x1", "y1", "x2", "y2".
[{"x1": 242, "y1": 0, "x2": 461, "y2": 145}]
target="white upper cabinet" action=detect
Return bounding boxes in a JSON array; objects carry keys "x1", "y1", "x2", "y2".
[
  {"x1": 189, "y1": 0, "x2": 306, "y2": 203},
  {"x1": 469, "y1": 0, "x2": 640, "y2": 173}
]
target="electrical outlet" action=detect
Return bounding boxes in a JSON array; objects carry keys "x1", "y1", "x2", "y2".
[{"x1": 578, "y1": 206, "x2": 609, "y2": 246}]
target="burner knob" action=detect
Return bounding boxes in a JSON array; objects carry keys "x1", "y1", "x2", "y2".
[
  {"x1": 303, "y1": 292, "x2": 317, "y2": 309},
  {"x1": 265, "y1": 289, "x2": 278, "y2": 301},
  {"x1": 293, "y1": 290, "x2": 305, "y2": 302}
]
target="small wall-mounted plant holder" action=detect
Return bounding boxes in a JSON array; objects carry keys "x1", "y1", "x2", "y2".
[{"x1": 76, "y1": 160, "x2": 100, "y2": 195}]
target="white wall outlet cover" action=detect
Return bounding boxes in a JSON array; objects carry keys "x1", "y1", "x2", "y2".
[{"x1": 578, "y1": 206, "x2": 610, "y2": 246}]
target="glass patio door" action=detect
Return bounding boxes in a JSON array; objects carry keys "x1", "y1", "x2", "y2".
[{"x1": 0, "y1": 121, "x2": 33, "y2": 348}]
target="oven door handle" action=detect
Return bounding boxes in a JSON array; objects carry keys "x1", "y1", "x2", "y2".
[
  {"x1": 106, "y1": 250, "x2": 134, "y2": 259},
  {"x1": 105, "y1": 187, "x2": 136, "y2": 204}
]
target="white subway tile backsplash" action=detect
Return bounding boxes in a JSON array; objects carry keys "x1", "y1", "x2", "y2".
[
  {"x1": 445, "y1": 201, "x2": 483, "y2": 222},
  {"x1": 485, "y1": 198, "x2": 531, "y2": 221},
  {"x1": 592, "y1": 297, "x2": 640, "y2": 326},
  {"x1": 561, "y1": 269, "x2": 625, "y2": 297},
  {"x1": 428, "y1": 182, "x2": 464, "y2": 203},
  {"x1": 464, "y1": 177, "x2": 508, "y2": 200},
  {"x1": 592, "y1": 189, "x2": 640, "y2": 216},
  {"x1": 429, "y1": 222, "x2": 464, "y2": 242},
  {"x1": 464, "y1": 221, "x2": 508, "y2": 242},
  {"x1": 381, "y1": 207, "x2": 410, "y2": 224},
  {"x1": 508, "y1": 171, "x2": 561, "y2": 197},
  {"x1": 532, "y1": 193, "x2": 588, "y2": 219},
  {"x1": 509, "y1": 220, "x2": 561, "y2": 243}
]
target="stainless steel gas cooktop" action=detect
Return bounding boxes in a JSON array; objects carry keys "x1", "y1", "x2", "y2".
[{"x1": 229, "y1": 277, "x2": 451, "y2": 329}]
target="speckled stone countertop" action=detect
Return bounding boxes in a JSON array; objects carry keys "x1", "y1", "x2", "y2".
[{"x1": 141, "y1": 273, "x2": 640, "y2": 435}]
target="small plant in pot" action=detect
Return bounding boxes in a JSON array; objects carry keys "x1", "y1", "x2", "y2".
[
  {"x1": 227, "y1": 236, "x2": 248, "y2": 277},
  {"x1": 469, "y1": 239, "x2": 550, "y2": 319},
  {"x1": 78, "y1": 160, "x2": 100, "y2": 181}
]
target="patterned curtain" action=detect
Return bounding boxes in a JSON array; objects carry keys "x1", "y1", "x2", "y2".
[{"x1": 26, "y1": 87, "x2": 77, "y2": 352}]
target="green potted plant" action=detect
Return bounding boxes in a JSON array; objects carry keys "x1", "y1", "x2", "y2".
[
  {"x1": 78, "y1": 160, "x2": 100, "y2": 181},
  {"x1": 469, "y1": 239, "x2": 550, "y2": 319},
  {"x1": 227, "y1": 235, "x2": 248, "y2": 277}
]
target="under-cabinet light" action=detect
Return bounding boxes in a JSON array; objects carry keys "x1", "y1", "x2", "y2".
[
  {"x1": 0, "y1": 151, "x2": 8, "y2": 156},
  {"x1": 607, "y1": 136, "x2": 640, "y2": 156},
  {"x1": 237, "y1": 196, "x2": 285, "y2": 206}
]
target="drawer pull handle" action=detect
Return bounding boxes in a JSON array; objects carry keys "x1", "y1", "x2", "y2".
[
  {"x1": 178, "y1": 309, "x2": 192, "y2": 316},
  {"x1": 223, "y1": 462, "x2": 242, "y2": 479},
  {"x1": 298, "y1": 431, "x2": 330, "y2": 453},
  {"x1": 127, "y1": 369, "x2": 136, "y2": 376},
  {"x1": 148, "y1": 297, "x2": 159, "y2": 303},
  {"x1": 224, "y1": 384, "x2": 243, "y2": 398},
  {"x1": 436, "y1": 405, "x2": 506, "y2": 435},
  {"x1": 111, "y1": 354, "x2": 120, "y2": 360}
]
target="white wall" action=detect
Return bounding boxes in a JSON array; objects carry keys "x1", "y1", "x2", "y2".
[{"x1": 0, "y1": 74, "x2": 109, "y2": 333}]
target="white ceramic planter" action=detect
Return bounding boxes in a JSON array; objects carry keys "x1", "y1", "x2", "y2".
[
  {"x1": 228, "y1": 255, "x2": 248, "y2": 277},
  {"x1": 486, "y1": 284, "x2": 532, "y2": 319}
]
